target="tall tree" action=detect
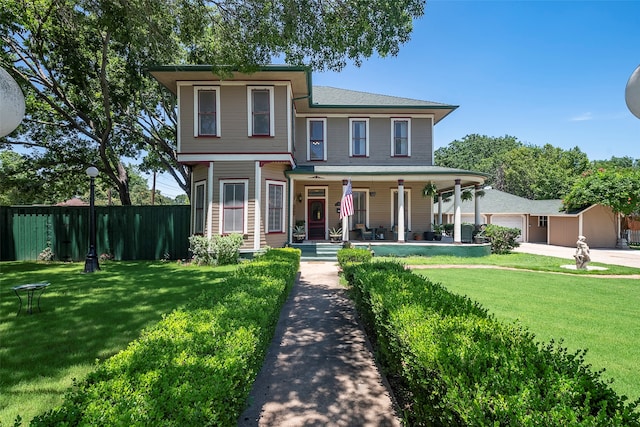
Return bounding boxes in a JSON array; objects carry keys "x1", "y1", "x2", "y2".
[
  {"x1": 563, "y1": 167, "x2": 640, "y2": 241},
  {"x1": 1, "y1": 0, "x2": 425, "y2": 204},
  {"x1": 499, "y1": 145, "x2": 589, "y2": 199},
  {"x1": 434, "y1": 134, "x2": 523, "y2": 187}
]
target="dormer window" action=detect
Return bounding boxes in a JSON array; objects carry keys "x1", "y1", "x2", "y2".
[
  {"x1": 392, "y1": 118, "x2": 411, "y2": 157},
  {"x1": 247, "y1": 86, "x2": 275, "y2": 137},
  {"x1": 193, "y1": 86, "x2": 220, "y2": 137}
]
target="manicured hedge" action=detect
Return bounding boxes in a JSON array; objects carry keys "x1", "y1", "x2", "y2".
[
  {"x1": 345, "y1": 261, "x2": 640, "y2": 426},
  {"x1": 31, "y1": 248, "x2": 300, "y2": 427}
]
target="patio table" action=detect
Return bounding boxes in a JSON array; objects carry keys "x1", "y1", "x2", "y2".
[{"x1": 12, "y1": 282, "x2": 50, "y2": 316}]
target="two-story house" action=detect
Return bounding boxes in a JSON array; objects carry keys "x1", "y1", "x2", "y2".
[{"x1": 150, "y1": 65, "x2": 486, "y2": 253}]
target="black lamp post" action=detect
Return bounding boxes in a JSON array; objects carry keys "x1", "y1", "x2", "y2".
[{"x1": 84, "y1": 166, "x2": 100, "y2": 273}]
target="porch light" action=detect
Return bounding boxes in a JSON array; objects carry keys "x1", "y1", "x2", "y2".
[{"x1": 297, "y1": 193, "x2": 303, "y2": 203}]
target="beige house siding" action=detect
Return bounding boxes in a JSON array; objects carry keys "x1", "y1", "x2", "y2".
[
  {"x1": 549, "y1": 217, "x2": 579, "y2": 247},
  {"x1": 582, "y1": 205, "x2": 617, "y2": 248},
  {"x1": 179, "y1": 84, "x2": 290, "y2": 154}
]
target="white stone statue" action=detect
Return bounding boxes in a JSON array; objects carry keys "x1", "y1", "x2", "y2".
[{"x1": 574, "y1": 235, "x2": 591, "y2": 270}]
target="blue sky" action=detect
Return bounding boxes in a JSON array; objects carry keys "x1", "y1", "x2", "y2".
[{"x1": 314, "y1": 0, "x2": 640, "y2": 162}]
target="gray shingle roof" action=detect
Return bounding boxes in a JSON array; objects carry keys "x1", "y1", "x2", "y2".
[
  {"x1": 436, "y1": 188, "x2": 564, "y2": 215},
  {"x1": 311, "y1": 86, "x2": 452, "y2": 107}
]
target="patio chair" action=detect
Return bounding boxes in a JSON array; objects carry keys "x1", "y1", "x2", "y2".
[{"x1": 355, "y1": 223, "x2": 374, "y2": 240}]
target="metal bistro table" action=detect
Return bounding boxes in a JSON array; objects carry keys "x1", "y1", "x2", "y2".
[{"x1": 12, "y1": 282, "x2": 50, "y2": 316}]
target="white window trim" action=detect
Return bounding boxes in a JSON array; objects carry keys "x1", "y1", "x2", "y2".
[
  {"x1": 390, "y1": 188, "x2": 412, "y2": 231},
  {"x1": 538, "y1": 216, "x2": 548, "y2": 227},
  {"x1": 266, "y1": 180, "x2": 286, "y2": 233},
  {"x1": 247, "y1": 86, "x2": 275, "y2": 137},
  {"x1": 193, "y1": 86, "x2": 221, "y2": 137},
  {"x1": 349, "y1": 118, "x2": 369, "y2": 157},
  {"x1": 219, "y1": 179, "x2": 249, "y2": 234},
  {"x1": 391, "y1": 118, "x2": 411, "y2": 157},
  {"x1": 193, "y1": 180, "x2": 206, "y2": 235},
  {"x1": 306, "y1": 118, "x2": 327, "y2": 161}
]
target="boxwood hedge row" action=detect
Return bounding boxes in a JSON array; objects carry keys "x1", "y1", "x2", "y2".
[
  {"x1": 344, "y1": 261, "x2": 639, "y2": 426},
  {"x1": 30, "y1": 248, "x2": 300, "y2": 427}
]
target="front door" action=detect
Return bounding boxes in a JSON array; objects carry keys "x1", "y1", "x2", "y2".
[{"x1": 307, "y1": 199, "x2": 326, "y2": 240}]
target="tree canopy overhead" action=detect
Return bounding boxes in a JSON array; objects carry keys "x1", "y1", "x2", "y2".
[{"x1": 1, "y1": 0, "x2": 426, "y2": 205}]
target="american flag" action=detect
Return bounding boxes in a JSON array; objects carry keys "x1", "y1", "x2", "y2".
[{"x1": 340, "y1": 180, "x2": 354, "y2": 219}]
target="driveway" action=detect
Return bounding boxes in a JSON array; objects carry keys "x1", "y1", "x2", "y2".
[{"x1": 514, "y1": 243, "x2": 640, "y2": 269}]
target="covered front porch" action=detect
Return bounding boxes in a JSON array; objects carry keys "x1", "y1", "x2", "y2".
[
  {"x1": 291, "y1": 237, "x2": 492, "y2": 260},
  {"x1": 286, "y1": 165, "x2": 488, "y2": 246}
]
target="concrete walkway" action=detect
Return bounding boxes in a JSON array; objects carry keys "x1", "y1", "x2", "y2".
[{"x1": 238, "y1": 261, "x2": 400, "y2": 427}]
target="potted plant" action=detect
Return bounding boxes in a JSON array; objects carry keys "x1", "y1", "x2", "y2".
[
  {"x1": 293, "y1": 224, "x2": 306, "y2": 243},
  {"x1": 329, "y1": 227, "x2": 342, "y2": 243},
  {"x1": 432, "y1": 223, "x2": 444, "y2": 241}
]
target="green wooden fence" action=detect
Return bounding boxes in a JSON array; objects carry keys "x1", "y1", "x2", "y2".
[{"x1": 0, "y1": 205, "x2": 191, "y2": 261}]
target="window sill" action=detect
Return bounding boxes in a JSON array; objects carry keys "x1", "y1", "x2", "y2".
[
  {"x1": 195, "y1": 135, "x2": 220, "y2": 138},
  {"x1": 249, "y1": 135, "x2": 274, "y2": 138}
]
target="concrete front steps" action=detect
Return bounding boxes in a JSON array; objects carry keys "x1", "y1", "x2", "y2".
[{"x1": 292, "y1": 242, "x2": 342, "y2": 261}]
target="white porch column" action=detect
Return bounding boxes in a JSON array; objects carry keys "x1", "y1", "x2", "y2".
[
  {"x1": 438, "y1": 192, "x2": 443, "y2": 225},
  {"x1": 474, "y1": 184, "x2": 482, "y2": 226},
  {"x1": 398, "y1": 179, "x2": 405, "y2": 242},
  {"x1": 454, "y1": 179, "x2": 462, "y2": 243},
  {"x1": 206, "y1": 162, "x2": 214, "y2": 239},
  {"x1": 254, "y1": 161, "x2": 262, "y2": 250},
  {"x1": 341, "y1": 179, "x2": 349, "y2": 241}
]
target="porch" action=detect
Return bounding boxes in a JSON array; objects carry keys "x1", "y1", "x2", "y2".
[{"x1": 292, "y1": 236, "x2": 491, "y2": 261}]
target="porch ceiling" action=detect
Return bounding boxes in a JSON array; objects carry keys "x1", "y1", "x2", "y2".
[{"x1": 286, "y1": 165, "x2": 487, "y2": 191}]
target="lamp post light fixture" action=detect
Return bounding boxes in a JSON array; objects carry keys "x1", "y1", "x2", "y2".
[{"x1": 84, "y1": 166, "x2": 100, "y2": 273}]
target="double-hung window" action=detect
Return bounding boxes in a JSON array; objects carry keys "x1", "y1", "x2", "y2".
[
  {"x1": 266, "y1": 180, "x2": 285, "y2": 233},
  {"x1": 391, "y1": 118, "x2": 411, "y2": 156},
  {"x1": 247, "y1": 86, "x2": 275, "y2": 136},
  {"x1": 193, "y1": 181, "x2": 206, "y2": 235},
  {"x1": 352, "y1": 190, "x2": 367, "y2": 226},
  {"x1": 194, "y1": 86, "x2": 220, "y2": 137},
  {"x1": 307, "y1": 118, "x2": 326, "y2": 161},
  {"x1": 220, "y1": 180, "x2": 248, "y2": 234},
  {"x1": 349, "y1": 118, "x2": 369, "y2": 157}
]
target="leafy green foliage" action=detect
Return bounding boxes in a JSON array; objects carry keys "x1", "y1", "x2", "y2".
[
  {"x1": 482, "y1": 224, "x2": 521, "y2": 254},
  {"x1": 188, "y1": 233, "x2": 245, "y2": 265},
  {"x1": 337, "y1": 247, "x2": 373, "y2": 267},
  {"x1": 563, "y1": 168, "x2": 640, "y2": 216},
  {"x1": 29, "y1": 248, "x2": 300, "y2": 426},
  {"x1": 434, "y1": 135, "x2": 591, "y2": 200},
  {"x1": 345, "y1": 262, "x2": 640, "y2": 426}
]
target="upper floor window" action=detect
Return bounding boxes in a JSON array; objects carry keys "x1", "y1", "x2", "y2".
[
  {"x1": 247, "y1": 86, "x2": 275, "y2": 137},
  {"x1": 220, "y1": 180, "x2": 248, "y2": 234},
  {"x1": 307, "y1": 118, "x2": 326, "y2": 161},
  {"x1": 266, "y1": 180, "x2": 285, "y2": 233},
  {"x1": 193, "y1": 181, "x2": 206, "y2": 235},
  {"x1": 194, "y1": 87, "x2": 221, "y2": 137},
  {"x1": 392, "y1": 118, "x2": 411, "y2": 157},
  {"x1": 349, "y1": 118, "x2": 369, "y2": 157}
]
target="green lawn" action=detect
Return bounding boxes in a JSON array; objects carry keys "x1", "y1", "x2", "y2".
[
  {"x1": 413, "y1": 267, "x2": 640, "y2": 402},
  {"x1": 0, "y1": 261, "x2": 236, "y2": 426}
]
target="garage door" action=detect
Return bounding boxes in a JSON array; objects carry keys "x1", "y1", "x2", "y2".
[{"x1": 490, "y1": 215, "x2": 525, "y2": 242}]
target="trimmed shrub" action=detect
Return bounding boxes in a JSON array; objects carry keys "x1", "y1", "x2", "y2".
[
  {"x1": 337, "y1": 247, "x2": 372, "y2": 267},
  {"x1": 30, "y1": 248, "x2": 300, "y2": 427},
  {"x1": 188, "y1": 233, "x2": 245, "y2": 265},
  {"x1": 483, "y1": 224, "x2": 521, "y2": 254},
  {"x1": 347, "y1": 262, "x2": 640, "y2": 426}
]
